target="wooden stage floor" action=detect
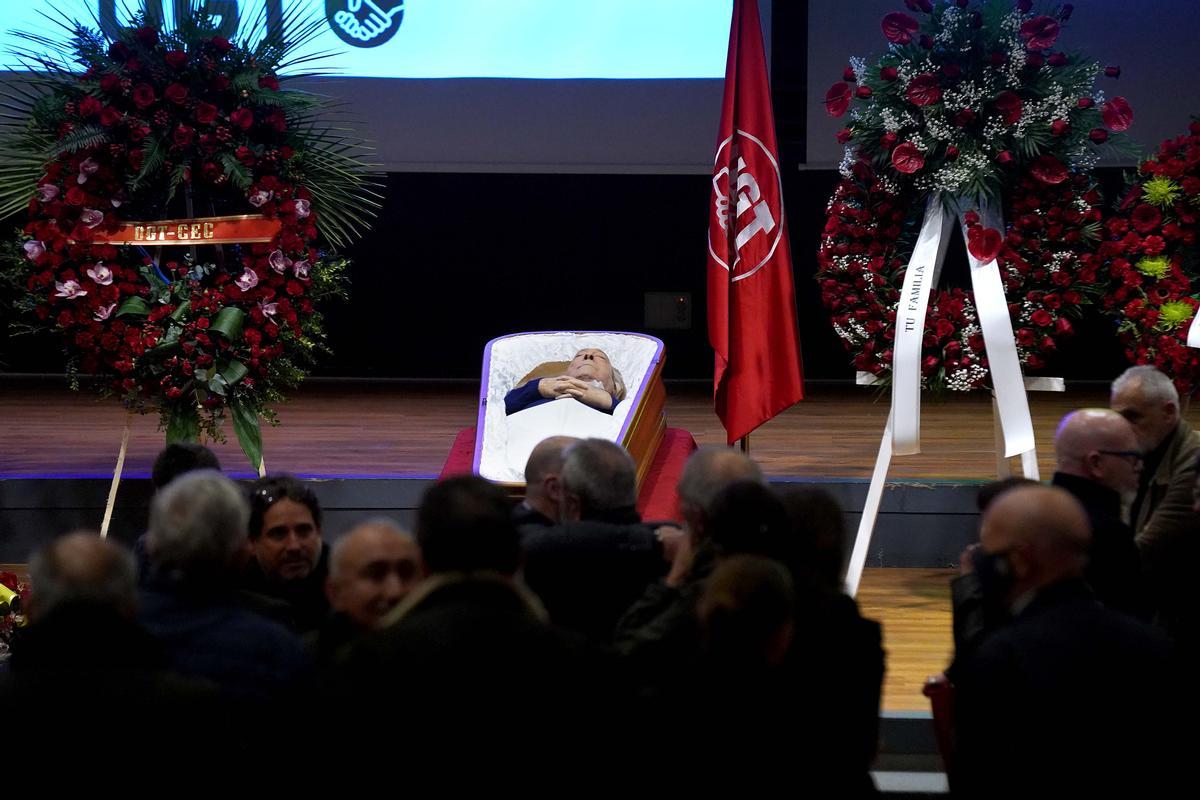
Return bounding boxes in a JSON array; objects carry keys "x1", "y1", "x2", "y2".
[{"x1": 6, "y1": 376, "x2": 1195, "y2": 479}]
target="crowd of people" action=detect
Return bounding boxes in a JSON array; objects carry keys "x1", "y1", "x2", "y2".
[{"x1": 1, "y1": 364, "x2": 1196, "y2": 793}]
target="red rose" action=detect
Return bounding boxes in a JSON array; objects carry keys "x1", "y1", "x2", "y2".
[
  {"x1": 836, "y1": 128, "x2": 853, "y2": 144},
  {"x1": 99, "y1": 73, "x2": 122, "y2": 94},
  {"x1": 1077, "y1": 97, "x2": 1094, "y2": 109},
  {"x1": 954, "y1": 108, "x2": 977, "y2": 127},
  {"x1": 1104, "y1": 65, "x2": 1121, "y2": 78},
  {"x1": 1050, "y1": 119, "x2": 1069, "y2": 136},
  {"x1": 236, "y1": 145, "x2": 257, "y2": 165},
  {"x1": 880, "y1": 66, "x2": 898, "y2": 81},
  {"x1": 993, "y1": 91, "x2": 1023, "y2": 125},
  {"x1": 266, "y1": 109, "x2": 287, "y2": 132},
  {"x1": 825, "y1": 82, "x2": 851, "y2": 117},
  {"x1": 881, "y1": 12, "x2": 919, "y2": 44},
  {"x1": 210, "y1": 75, "x2": 231, "y2": 91},
  {"x1": 99, "y1": 105, "x2": 123, "y2": 127},
  {"x1": 164, "y1": 83, "x2": 189, "y2": 105},
  {"x1": 945, "y1": 146, "x2": 959, "y2": 160},
  {"x1": 855, "y1": 86, "x2": 873, "y2": 99},
  {"x1": 1048, "y1": 52, "x2": 1068, "y2": 67},
  {"x1": 967, "y1": 226, "x2": 1003, "y2": 262},
  {"x1": 210, "y1": 36, "x2": 233, "y2": 53},
  {"x1": 1143, "y1": 235, "x2": 1166, "y2": 255},
  {"x1": 1089, "y1": 128, "x2": 1109, "y2": 144},
  {"x1": 134, "y1": 26, "x2": 157, "y2": 46},
  {"x1": 905, "y1": 73, "x2": 942, "y2": 107},
  {"x1": 1031, "y1": 309, "x2": 1053, "y2": 327},
  {"x1": 1055, "y1": 318, "x2": 1073, "y2": 335},
  {"x1": 258, "y1": 74, "x2": 281, "y2": 91},
  {"x1": 1031, "y1": 155, "x2": 1068, "y2": 185},
  {"x1": 1102, "y1": 97, "x2": 1133, "y2": 132},
  {"x1": 230, "y1": 107, "x2": 254, "y2": 130},
  {"x1": 78, "y1": 96, "x2": 102, "y2": 117},
  {"x1": 65, "y1": 186, "x2": 86, "y2": 205},
  {"x1": 935, "y1": 319, "x2": 955, "y2": 340},
  {"x1": 165, "y1": 50, "x2": 188, "y2": 69},
  {"x1": 194, "y1": 102, "x2": 218, "y2": 125},
  {"x1": 881, "y1": 132, "x2": 898, "y2": 149},
  {"x1": 891, "y1": 142, "x2": 925, "y2": 174},
  {"x1": 173, "y1": 124, "x2": 195, "y2": 147},
  {"x1": 131, "y1": 83, "x2": 155, "y2": 109},
  {"x1": 996, "y1": 150, "x2": 1014, "y2": 164},
  {"x1": 1019, "y1": 16, "x2": 1059, "y2": 50},
  {"x1": 1017, "y1": 328, "x2": 1037, "y2": 347}
]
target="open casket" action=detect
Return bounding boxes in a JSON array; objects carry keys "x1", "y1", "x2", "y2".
[{"x1": 474, "y1": 331, "x2": 667, "y2": 492}]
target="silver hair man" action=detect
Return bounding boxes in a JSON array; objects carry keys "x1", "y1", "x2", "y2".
[{"x1": 145, "y1": 469, "x2": 250, "y2": 581}]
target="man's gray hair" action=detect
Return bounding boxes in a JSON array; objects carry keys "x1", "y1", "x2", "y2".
[
  {"x1": 677, "y1": 447, "x2": 765, "y2": 517},
  {"x1": 146, "y1": 469, "x2": 249, "y2": 579},
  {"x1": 29, "y1": 532, "x2": 137, "y2": 620},
  {"x1": 1112, "y1": 364, "x2": 1179, "y2": 406},
  {"x1": 560, "y1": 438, "x2": 637, "y2": 516}
]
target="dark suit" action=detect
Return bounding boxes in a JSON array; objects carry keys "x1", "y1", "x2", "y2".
[{"x1": 953, "y1": 578, "x2": 1178, "y2": 797}]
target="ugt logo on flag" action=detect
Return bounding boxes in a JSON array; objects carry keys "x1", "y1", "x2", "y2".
[{"x1": 708, "y1": 131, "x2": 785, "y2": 282}]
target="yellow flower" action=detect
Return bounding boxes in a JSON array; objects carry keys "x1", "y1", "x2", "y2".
[
  {"x1": 1141, "y1": 176, "x2": 1180, "y2": 208},
  {"x1": 1135, "y1": 256, "x2": 1171, "y2": 279},
  {"x1": 1156, "y1": 300, "x2": 1195, "y2": 331}
]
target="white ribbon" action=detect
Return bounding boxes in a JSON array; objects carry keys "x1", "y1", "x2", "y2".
[{"x1": 1187, "y1": 311, "x2": 1200, "y2": 349}]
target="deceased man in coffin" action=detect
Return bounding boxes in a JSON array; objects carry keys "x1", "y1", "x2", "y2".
[{"x1": 504, "y1": 348, "x2": 627, "y2": 416}]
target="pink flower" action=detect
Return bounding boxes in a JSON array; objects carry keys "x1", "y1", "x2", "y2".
[
  {"x1": 77, "y1": 157, "x2": 99, "y2": 184},
  {"x1": 293, "y1": 260, "x2": 311, "y2": 279},
  {"x1": 259, "y1": 301, "x2": 278, "y2": 319},
  {"x1": 36, "y1": 185, "x2": 59, "y2": 203},
  {"x1": 86, "y1": 263, "x2": 113, "y2": 285},
  {"x1": 54, "y1": 280, "x2": 87, "y2": 299},
  {"x1": 248, "y1": 189, "x2": 272, "y2": 207},
  {"x1": 23, "y1": 240, "x2": 45, "y2": 260},
  {"x1": 881, "y1": 12, "x2": 919, "y2": 44},
  {"x1": 1018, "y1": 16, "x2": 1060, "y2": 50},
  {"x1": 80, "y1": 208, "x2": 104, "y2": 227},
  {"x1": 269, "y1": 249, "x2": 292, "y2": 274},
  {"x1": 93, "y1": 303, "x2": 116, "y2": 321},
  {"x1": 1102, "y1": 97, "x2": 1133, "y2": 132},
  {"x1": 293, "y1": 198, "x2": 310, "y2": 218},
  {"x1": 235, "y1": 269, "x2": 259, "y2": 291}
]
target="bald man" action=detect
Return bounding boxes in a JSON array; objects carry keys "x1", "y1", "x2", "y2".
[
  {"x1": 953, "y1": 486, "x2": 1176, "y2": 796},
  {"x1": 513, "y1": 435, "x2": 577, "y2": 530},
  {"x1": 326, "y1": 519, "x2": 423, "y2": 630},
  {"x1": 1052, "y1": 409, "x2": 1147, "y2": 617}
]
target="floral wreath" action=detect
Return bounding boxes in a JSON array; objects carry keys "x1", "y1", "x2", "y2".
[
  {"x1": 816, "y1": 0, "x2": 1129, "y2": 391},
  {"x1": 0, "y1": 12, "x2": 379, "y2": 466},
  {"x1": 1098, "y1": 121, "x2": 1200, "y2": 394}
]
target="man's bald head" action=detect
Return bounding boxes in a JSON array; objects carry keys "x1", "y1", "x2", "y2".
[
  {"x1": 328, "y1": 519, "x2": 423, "y2": 629},
  {"x1": 677, "y1": 448, "x2": 765, "y2": 539},
  {"x1": 1054, "y1": 408, "x2": 1142, "y2": 494},
  {"x1": 523, "y1": 436, "x2": 577, "y2": 521},
  {"x1": 28, "y1": 531, "x2": 137, "y2": 622},
  {"x1": 981, "y1": 485, "x2": 1091, "y2": 597}
]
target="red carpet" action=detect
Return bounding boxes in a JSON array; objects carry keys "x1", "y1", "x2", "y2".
[{"x1": 440, "y1": 427, "x2": 697, "y2": 522}]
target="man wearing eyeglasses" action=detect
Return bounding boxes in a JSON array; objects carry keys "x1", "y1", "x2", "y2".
[{"x1": 1052, "y1": 409, "x2": 1148, "y2": 618}]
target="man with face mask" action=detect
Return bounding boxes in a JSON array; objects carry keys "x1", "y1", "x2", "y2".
[
  {"x1": 953, "y1": 485, "x2": 1176, "y2": 797},
  {"x1": 1050, "y1": 408, "x2": 1148, "y2": 618}
]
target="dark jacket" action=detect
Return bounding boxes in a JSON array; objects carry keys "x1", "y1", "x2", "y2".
[
  {"x1": 1051, "y1": 472, "x2": 1147, "y2": 618},
  {"x1": 521, "y1": 507, "x2": 665, "y2": 642},
  {"x1": 953, "y1": 578, "x2": 1179, "y2": 797}
]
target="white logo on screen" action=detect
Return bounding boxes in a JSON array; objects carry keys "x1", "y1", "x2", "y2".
[{"x1": 335, "y1": 0, "x2": 405, "y2": 43}]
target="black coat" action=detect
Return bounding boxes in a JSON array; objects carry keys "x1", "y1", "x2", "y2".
[{"x1": 953, "y1": 578, "x2": 1179, "y2": 797}]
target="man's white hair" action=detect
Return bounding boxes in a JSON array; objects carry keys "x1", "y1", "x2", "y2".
[{"x1": 1112, "y1": 365, "x2": 1179, "y2": 407}]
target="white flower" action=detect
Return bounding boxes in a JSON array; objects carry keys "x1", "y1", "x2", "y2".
[
  {"x1": 93, "y1": 303, "x2": 116, "y2": 321},
  {"x1": 292, "y1": 260, "x2": 310, "y2": 279},
  {"x1": 268, "y1": 249, "x2": 291, "y2": 274},
  {"x1": 23, "y1": 240, "x2": 45, "y2": 260},
  {"x1": 79, "y1": 209, "x2": 104, "y2": 228},
  {"x1": 54, "y1": 280, "x2": 87, "y2": 299},
  {"x1": 292, "y1": 198, "x2": 310, "y2": 218},
  {"x1": 259, "y1": 301, "x2": 278, "y2": 321},
  {"x1": 86, "y1": 263, "x2": 113, "y2": 285},
  {"x1": 248, "y1": 189, "x2": 272, "y2": 207},
  {"x1": 235, "y1": 269, "x2": 259, "y2": 291},
  {"x1": 36, "y1": 185, "x2": 59, "y2": 203}
]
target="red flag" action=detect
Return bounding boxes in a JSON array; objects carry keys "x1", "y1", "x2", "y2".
[{"x1": 707, "y1": 0, "x2": 804, "y2": 444}]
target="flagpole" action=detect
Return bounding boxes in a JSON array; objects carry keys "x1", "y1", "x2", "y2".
[{"x1": 738, "y1": 435, "x2": 750, "y2": 455}]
